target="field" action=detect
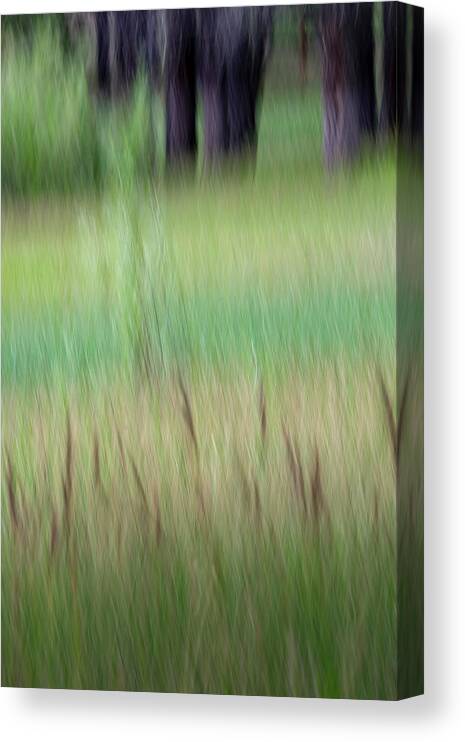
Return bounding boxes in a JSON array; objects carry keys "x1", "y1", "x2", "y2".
[{"x1": 1, "y1": 18, "x2": 422, "y2": 698}]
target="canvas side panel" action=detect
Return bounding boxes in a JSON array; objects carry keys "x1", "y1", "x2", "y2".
[{"x1": 396, "y1": 2, "x2": 424, "y2": 701}]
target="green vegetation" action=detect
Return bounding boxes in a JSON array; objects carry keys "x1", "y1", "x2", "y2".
[
  {"x1": 1, "y1": 21, "x2": 155, "y2": 196},
  {"x1": 2, "y1": 367, "x2": 401, "y2": 696},
  {"x1": 1, "y1": 17, "x2": 422, "y2": 698},
  {"x1": 1, "y1": 146, "x2": 399, "y2": 388}
]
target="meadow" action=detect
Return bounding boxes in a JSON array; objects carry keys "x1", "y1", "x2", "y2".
[{"x1": 1, "y1": 18, "x2": 422, "y2": 697}]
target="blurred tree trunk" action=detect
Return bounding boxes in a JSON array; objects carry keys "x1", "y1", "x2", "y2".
[
  {"x1": 232, "y1": 10, "x2": 272, "y2": 158},
  {"x1": 226, "y1": 38, "x2": 258, "y2": 155},
  {"x1": 164, "y1": 10, "x2": 197, "y2": 169},
  {"x1": 114, "y1": 11, "x2": 138, "y2": 95},
  {"x1": 380, "y1": 2, "x2": 407, "y2": 134},
  {"x1": 318, "y1": 4, "x2": 361, "y2": 168},
  {"x1": 144, "y1": 11, "x2": 161, "y2": 89},
  {"x1": 199, "y1": 7, "x2": 272, "y2": 166},
  {"x1": 410, "y1": 6, "x2": 424, "y2": 144},
  {"x1": 94, "y1": 11, "x2": 143, "y2": 99},
  {"x1": 202, "y1": 77, "x2": 229, "y2": 163},
  {"x1": 225, "y1": 8, "x2": 272, "y2": 159},
  {"x1": 95, "y1": 12, "x2": 111, "y2": 98},
  {"x1": 354, "y1": 3, "x2": 376, "y2": 138},
  {"x1": 198, "y1": 9, "x2": 229, "y2": 164}
]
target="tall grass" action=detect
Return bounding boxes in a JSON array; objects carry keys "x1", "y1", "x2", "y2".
[
  {"x1": 2, "y1": 370, "x2": 403, "y2": 697},
  {"x1": 1, "y1": 20, "x2": 156, "y2": 197}
]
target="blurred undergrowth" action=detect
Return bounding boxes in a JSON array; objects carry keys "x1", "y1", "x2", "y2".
[{"x1": 1, "y1": 20, "x2": 157, "y2": 197}]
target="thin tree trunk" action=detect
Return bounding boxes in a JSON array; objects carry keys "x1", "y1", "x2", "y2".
[
  {"x1": 225, "y1": 39, "x2": 257, "y2": 156},
  {"x1": 118, "y1": 12, "x2": 137, "y2": 93},
  {"x1": 145, "y1": 10, "x2": 160, "y2": 89},
  {"x1": 354, "y1": 3, "x2": 377, "y2": 138},
  {"x1": 202, "y1": 77, "x2": 229, "y2": 163},
  {"x1": 165, "y1": 10, "x2": 197, "y2": 170},
  {"x1": 95, "y1": 12, "x2": 111, "y2": 98}
]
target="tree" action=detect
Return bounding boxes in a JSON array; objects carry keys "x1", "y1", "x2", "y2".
[
  {"x1": 198, "y1": 7, "x2": 273, "y2": 166},
  {"x1": 197, "y1": 9, "x2": 229, "y2": 162},
  {"x1": 93, "y1": 11, "x2": 148, "y2": 99},
  {"x1": 318, "y1": 3, "x2": 379, "y2": 168},
  {"x1": 164, "y1": 9, "x2": 198, "y2": 169},
  {"x1": 318, "y1": 4, "x2": 361, "y2": 168},
  {"x1": 113, "y1": 11, "x2": 139, "y2": 94},
  {"x1": 95, "y1": 12, "x2": 111, "y2": 98},
  {"x1": 354, "y1": 3, "x2": 376, "y2": 138}
]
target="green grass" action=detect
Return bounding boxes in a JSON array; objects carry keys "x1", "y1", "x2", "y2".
[
  {"x1": 1, "y1": 21, "x2": 157, "y2": 196},
  {"x1": 1, "y1": 145, "x2": 399, "y2": 389},
  {"x1": 1, "y1": 19, "x2": 423, "y2": 698},
  {"x1": 2, "y1": 369, "x2": 400, "y2": 697},
  {"x1": 2, "y1": 502, "x2": 397, "y2": 696}
]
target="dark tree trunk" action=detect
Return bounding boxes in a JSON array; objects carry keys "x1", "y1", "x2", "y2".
[
  {"x1": 95, "y1": 12, "x2": 111, "y2": 98},
  {"x1": 354, "y1": 3, "x2": 376, "y2": 138},
  {"x1": 94, "y1": 11, "x2": 149, "y2": 99},
  {"x1": 114, "y1": 11, "x2": 138, "y2": 94},
  {"x1": 381, "y1": 2, "x2": 407, "y2": 134},
  {"x1": 202, "y1": 78, "x2": 229, "y2": 162},
  {"x1": 198, "y1": 7, "x2": 272, "y2": 166},
  {"x1": 198, "y1": 9, "x2": 229, "y2": 164},
  {"x1": 410, "y1": 6, "x2": 424, "y2": 143},
  {"x1": 144, "y1": 10, "x2": 160, "y2": 88},
  {"x1": 164, "y1": 10, "x2": 197, "y2": 170},
  {"x1": 225, "y1": 9, "x2": 271, "y2": 158},
  {"x1": 318, "y1": 4, "x2": 361, "y2": 168},
  {"x1": 225, "y1": 38, "x2": 258, "y2": 155}
]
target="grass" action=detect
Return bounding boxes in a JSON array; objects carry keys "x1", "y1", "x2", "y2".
[
  {"x1": 1, "y1": 20, "x2": 157, "y2": 196},
  {"x1": 1, "y1": 149, "x2": 399, "y2": 388},
  {"x1": 2, "y1": 370, "x2": 400, "y2": 697},
  {"x1": 1, "y1": 19, "x2": 423, "y2": 698}
]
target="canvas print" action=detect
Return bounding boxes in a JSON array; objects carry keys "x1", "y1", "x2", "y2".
[{"x1": 1, "y1": 4, "x2": 424, "y2": 699}]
